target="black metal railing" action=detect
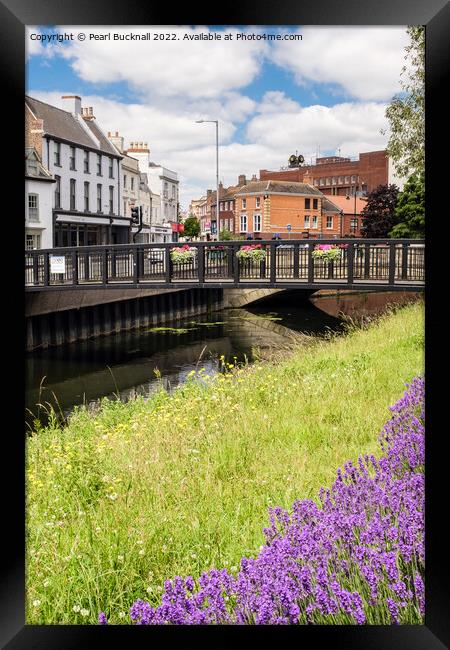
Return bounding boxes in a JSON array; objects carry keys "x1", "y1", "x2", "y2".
[{"x1": 25, "y1": 239, "x2": 425, "y2": 291}]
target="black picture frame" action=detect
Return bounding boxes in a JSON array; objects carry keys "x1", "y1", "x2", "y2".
[{"x1": 2, "y1": 0, "x2": 448, "y2": 647}]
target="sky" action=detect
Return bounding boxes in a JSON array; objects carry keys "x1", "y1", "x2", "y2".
[{"x1": 26, "y1": 25, "x2": 409, "y2": 211}]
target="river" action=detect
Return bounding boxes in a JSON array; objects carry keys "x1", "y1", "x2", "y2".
[{"x1": 25, "y1": 291, "x2": 421, "y2": 428}]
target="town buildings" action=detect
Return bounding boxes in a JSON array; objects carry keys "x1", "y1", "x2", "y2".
[
  {"x1": 234, "y1": 175, "x2": 342, "y2": 240},
  {"x1": 259, "y1": 150, "x2": 395, "y2": 198},
  {"x1": 25, "y1": 95, "x2": 130, "y2": 248},
  {"x1": 25, "y1": 148, "x2": 55, "y2": 250},
  {"x1": 126, "y1": 142, "x2": 180, "y2": 242},
  {"x1": 321, "y1": 194, "x2": 368, "y2": 238}
]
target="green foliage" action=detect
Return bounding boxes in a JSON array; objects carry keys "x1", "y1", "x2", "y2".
[
  {"x1": 219, "y1": 228, "x2": 234, "y2": 241},
  {"x1": 182, "y1": 215, "x2": 201, "y2": 238},
  {"x1": 384, "y1": 26, "x2": 425, "y2": 179},
  {"x1": 360, "y1": 184, "x2": 399, "y2": 238},
  {"x1": 389, "y1": 173, "x2": 425, "y2": 238}
]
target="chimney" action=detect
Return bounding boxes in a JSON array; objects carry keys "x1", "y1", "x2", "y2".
[
  {"x1": 108, "y1": 131, "x2": 124, "y2": 153},
  {"x1": 238, "y1": 174, "x2": 246, "y2": 186},
  {"x1": 81, "y1": 106, "x2": 95, "y2": 121},
  {"x1": 251, "y1": 174, "x2": 257, "y2": 181},
  {"x1": 303, "y1": 170, "x2": 313, "y2": 185},
  {"x1": 61, "y1": 95, "x2": 82, "y2": 115},
  {"x1": 207, "y1": 189, "x2": 212, "y2": 198},
  {"x1": 127, "y1": 141, "x2": 150, "y2": 153}
]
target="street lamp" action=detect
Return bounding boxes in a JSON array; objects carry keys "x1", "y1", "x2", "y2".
[{"x1": 196, "y1": 119, "x2": 219, "y2": 241}]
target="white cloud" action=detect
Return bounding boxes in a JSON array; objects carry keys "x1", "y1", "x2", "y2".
[
  {"x1": 248, "y1": 95, "x2": 389, "y2": 158},
  {"x1": 55, "y1": 26, "x2": 268, "y2": 100},
  {"x1": 272, "y1": 27, "x2": 409, "y2": 101}
]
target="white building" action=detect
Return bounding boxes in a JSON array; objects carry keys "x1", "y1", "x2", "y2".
[
  {"x1": 126, "y1": 142, "x2": 179, "y2": 241},
  {"x1": 25, "y1": 148, "x2": 55, "y2": 249},
  {"x1": 25, "y1": 95, "x2": 131, "y2": 247}
]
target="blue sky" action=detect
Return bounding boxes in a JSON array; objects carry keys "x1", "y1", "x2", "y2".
[{"x1": 26, "y1": 25, "x2": 409, "y2": 208}]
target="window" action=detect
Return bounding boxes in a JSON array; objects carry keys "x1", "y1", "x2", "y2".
[
  {"x1": 332, "y1": 177, "x2": 337, "y2": 185},
  {"x1": 313, "y1": 198, "x2": 318, "y2": 210},
  {"x1": 131, "y1": 177, "x2": 134, "y2": 191},
  {"x1": 312, "y1": 215, "x2": 318, "y2": 228},
  {"x1": 84, "y1": 150, "x2": 90, "y2": 173},
  {"x1": 351, "y1": 175, "x2": 357, "y2": 183},
  {"x1": 54, "y1": 142, "x2": 61, "y2": 166},
  {"x1": 109, "y1": 186, "x2": 114, "y2": 214},
  {"x1": 326, "y1": 178, "x2": 331, "y2": 185},
  {"x1": 319, "y1": 178, "x2": 324, "y2": 186},
  {"x1": 314, "y1": 179, "x2": 319, "y2": 186},
  {"x1": 164, "y1": 204, "x2": 168, "y2": 218},
  {"x1": 123, "y1": 200, "x2": 127, "y2": 216},
  {"x1": 97, "y1": 154, "x2": 102, "y2": 175},
  {"x1": 54, "y1": 175, "x2": 61, "y2": 208},
  {"x1": 338, "y1": 177, "x2": 343, "y2": 184},
  {"x1": 109, "y1": 158, "x2": 114, "y2": 178},
  {"x1": 84, "y1": 182, "x2": 90, "y2": 211},
  {"x1": 326, "y1": 216, "x2": 333, "y2": 229},
  {"x1": 253, "y1": 214, "x2": 261, "y2": 232},
  {"x1": 345, "y1": 176, "x2": 350, "y2": 184},
  {"x1": 240, "y1": 214, "x2": 247, "y2": 232},
  {"x1": 70, "y1": 179, "x2": 76, "y2": 210},
  {"x1": 255, "y1": 197, "x2": 261, "y2": 208},
  {"x1": 28, "y1": 194, "x2": 39, "y2": 222},
  {"x1": 242, "y1": 198, "x2": 247, "y2": 209},
  {"x1": 350, "y1": 218, "x2": 358, "y2": 232},
  {"x1": 26, "y1": 233, "x2": 41, "y2": 250},
  {"x1": 304, "y1": 215, "x2": 310, "y2": 228},
  {"x1": 69, "y1": 146, "x2": 76, "y2": 170},
  {"x1": 172, "y1": 185, "x2": 176, "y2": 198},
  {"x1": 97, "y1": 184, "x2": 102, "y2": 212},
  {"x1": 305, "y1": 198, "x2": 311, "y2": 209},
  {"x1": 164, "y1": 182, "x2": 168, "y2": 199}
]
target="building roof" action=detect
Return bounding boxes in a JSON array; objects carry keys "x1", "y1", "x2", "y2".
[
  {"x1": 25, "y1": 95, "x2": 121, "y2": 157},
  {"x1": 321, "y1": 194, "x2": 367, "y2": 215},
  {"x1": 235, "y1": 179, "x2": 324, "y2": 197},
  {"x1": 25, "y1": 147, "x2": 54, "y2": 181}
]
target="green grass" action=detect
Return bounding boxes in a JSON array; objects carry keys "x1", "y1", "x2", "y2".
[{"x1": 26, "y1": 300, "x2": 424, "y2": 624}]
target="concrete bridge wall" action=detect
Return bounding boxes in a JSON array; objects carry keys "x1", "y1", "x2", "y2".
[{"x1": 25, "y1": 286, "x2": 316, "y2": 352}]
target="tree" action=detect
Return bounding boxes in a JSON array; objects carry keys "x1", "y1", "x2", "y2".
[
  {"x1": 384, "y1": 26, "x2": 425, "y2": 180},
  {"x1": 182, "y1": 215, "x2": 200, "y2": 239},
  {"x1": 360, "y1": 184, "x2": 399, "y2": 238},
  {"x1": 389, "y1": 173, "x2": 425, "y2": 238},
  {"x1": 219, "y1": 228, "x2": 233, "y2": 240}
]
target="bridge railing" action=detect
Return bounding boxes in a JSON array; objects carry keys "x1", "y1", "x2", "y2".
[{"x1": 25, "y1": 239, "x2": 425, "y2": 290}]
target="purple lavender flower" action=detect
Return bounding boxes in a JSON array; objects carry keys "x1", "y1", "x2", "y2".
[{"x1": 100, "y1": 377, "x2": 425, "y2": 626}]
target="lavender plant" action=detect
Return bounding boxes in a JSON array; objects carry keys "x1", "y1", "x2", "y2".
[{"x1": 99, "y1": 377, "x2": 424, "y2": 625}]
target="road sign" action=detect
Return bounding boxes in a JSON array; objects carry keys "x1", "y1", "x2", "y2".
[
  {"x1": 50, "y1": 255, "x2": 65, "y2": 274},
  {"x1": 286, "y1": 224, "x2": 292, "y2": 231}
]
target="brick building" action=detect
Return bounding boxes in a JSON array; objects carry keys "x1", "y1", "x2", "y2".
[
  {"x1": 321, "y1": 194, "x2": 368, "y2": 237},
  {"x1": 259, "y1": 150, "x2": 389, "y2": 198},
  {"x1": 234, "y1": 176, "x2": 342, "y2": 240}
]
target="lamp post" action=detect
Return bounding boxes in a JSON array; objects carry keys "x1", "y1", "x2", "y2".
[{"x1": 196, "y1": 120, "x2": 219, "y2": 241}]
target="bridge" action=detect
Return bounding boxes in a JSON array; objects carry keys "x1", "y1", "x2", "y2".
[{"x1": 25, "y1": 239, "x2": 425, "y2": 293}]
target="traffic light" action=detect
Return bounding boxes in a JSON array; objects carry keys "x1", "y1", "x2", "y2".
[{"x1": 130, "y1": 206, "x2": 142, "y2": 225}]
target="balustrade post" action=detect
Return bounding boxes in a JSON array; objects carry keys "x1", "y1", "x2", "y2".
[
  {"x1": 197, "y1": 245, "x2": 205, "y2": 284},
  {"x1": 389, "y1": 242, "x2": 396, "y2": 286},
  {"x1": 401, "y1": 242, "x2": 408, "y2": 280},
  {"x1": 347, "y1": 243, "x2": 354, "y2": 285},
  {"x1": 270, "y1": 243, "x2": 276, "y2": 283},
  {"x1": 364, "y1": 244, "x2": 370, "y2": 279},
  {"x1": 307, "y1": 242, "x2": 315, "y2": 284},
  {"x1": 103, "y1": 248, "x2": 108, "y2": 285},
  {"x1": 165, "y1": 246, "x2": 171, "y2": 283},
  {"x1": 227, "y1": 244, "x2": 234, "y2": 279},
  {"x1": 233, "y1": 245, "x2": 240, "y2": 284},
  {"x1": 33, "y1": 253, "x2": 39, "y2": 286},
  {"x1": 293, "y1": 243, "x2": 299, "y2": 279},
  {"x1": 43, "y1": 252, "x2": 50, "y2": 287},
  {"x1": 72, "y1": 251, "x2": 78, "y2": 286}
]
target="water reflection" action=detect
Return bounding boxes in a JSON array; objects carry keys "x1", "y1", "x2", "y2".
[{"x1": 25, "y1": 291, "x2": 421, "y2": 425}]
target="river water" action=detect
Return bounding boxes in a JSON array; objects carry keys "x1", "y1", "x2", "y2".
[{"x1": 25, "y1": 291, "x2": 421, "y2": 427}]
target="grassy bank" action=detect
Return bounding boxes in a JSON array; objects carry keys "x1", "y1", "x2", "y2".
[{"x1": 26, "y1": 301, "x2": 424, "y2": 624}]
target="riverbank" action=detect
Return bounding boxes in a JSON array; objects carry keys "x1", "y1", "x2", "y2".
[{"x1": 26, "y1": 300, "x2": 424, "y2": 624}]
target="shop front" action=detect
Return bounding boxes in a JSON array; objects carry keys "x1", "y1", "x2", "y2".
[{"x1": 53, "y1": 213, "x2": 131, "y2": 247}]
